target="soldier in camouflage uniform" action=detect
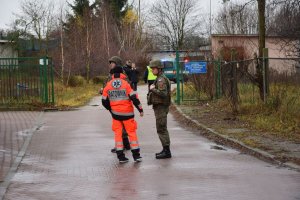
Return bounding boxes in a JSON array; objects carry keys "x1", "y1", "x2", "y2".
[{"x1": 148, "y1": 60, "x2": 172, "y2": 159}]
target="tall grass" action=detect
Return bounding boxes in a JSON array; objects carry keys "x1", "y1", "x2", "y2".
[{"x1": 239, "y1": 83, "x2": 300, "y2": 135}]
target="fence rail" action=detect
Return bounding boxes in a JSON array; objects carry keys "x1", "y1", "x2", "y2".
[
  {"x1": 0, "y1": 57, "x2": 54, "y2": 107},
  {"x1": 175, "y1": 50, "x2": 300, "y2": 114}
]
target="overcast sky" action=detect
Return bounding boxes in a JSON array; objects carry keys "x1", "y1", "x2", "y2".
[{"x1": 0, "y1": 0, "x2": 225, "y2": 30}]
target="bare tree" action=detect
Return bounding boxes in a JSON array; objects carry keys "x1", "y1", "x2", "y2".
[
  {"x1": 14, "y1": 0, "x2": 56, "y2": 54},
  {"x1": 214, "y1": 2, "x2": 258, "y2": 34},
  {"x1": 220, "y1": 0, "x2": 267, "y2": 100},
  {"x1": 47, "y1": 0, "x2": 153, "y2": 82},
  {"x1": 268, "y1": 0, "x2": 300, "y2": 57},
  {"x1": 55, "y1": 3, "x2": 67, "y2": 83},
  {"x1": 149, "y1": 0, "x2": 202, "y2": 50}
]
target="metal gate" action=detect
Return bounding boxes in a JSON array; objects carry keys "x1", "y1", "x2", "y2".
[
  {"x1": 175, "y1": 58, "x2": 221, "y2": 104},
  {"x1": 0, "y1": 57, "x2": 54, "y2": 107}
]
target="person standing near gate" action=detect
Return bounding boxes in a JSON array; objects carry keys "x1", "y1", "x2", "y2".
[
  {"x1": 102, "y1": 61, "x2": 144, "y2": 163},
  {"x1": 130, "y1": 62, "x2": 139, "y2": 91},
  {"x1": 147, "y1": 60, "x2": 172, "y2": 159}
]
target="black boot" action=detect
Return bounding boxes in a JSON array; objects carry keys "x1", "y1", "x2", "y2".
[
  {"x1": 111, "y1": 147, "x2": 117, "y2": 153},
  {"x1": 131, "y1": 149, "x2": 142, "y2": 162},
  {"x1": 155, "y1": 149, "x2": 164, "y2": 156},
  {"x1": 156, "y1": 146, "x2": 172, "y2": 159},
  {"x1": 116, "y1": 150, "x2": 129, "y2": 163}
]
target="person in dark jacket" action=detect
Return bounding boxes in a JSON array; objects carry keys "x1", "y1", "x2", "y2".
[
  {"x1": 130, "y1": 63, "x2": 139, "y2": 91},
  {"x1": 123, "y1": 60, "x2": 133, "y2": 82},
  {"x1": 123, "y1": 60, "x2": 140, "y2": 91}
]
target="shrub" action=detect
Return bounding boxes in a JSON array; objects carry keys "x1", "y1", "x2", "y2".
[
  {"x1": 68, "y1": 75, "x2": 85, "y2": 87},
  {"x1": 92, "y1": 76, "x2": 106, "y2": 84}
]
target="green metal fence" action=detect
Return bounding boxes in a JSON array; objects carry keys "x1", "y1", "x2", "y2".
[
  {"x1": 0, "y1": 57, "x2": 54, "y2": 107},
  {"x1": 175, "y1": 59, "x2": 219, "y2": 104}
]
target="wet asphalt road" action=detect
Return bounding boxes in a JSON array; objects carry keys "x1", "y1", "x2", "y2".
[{"x1": 2, "y1": 85, "x2": 300, "y2": 200}]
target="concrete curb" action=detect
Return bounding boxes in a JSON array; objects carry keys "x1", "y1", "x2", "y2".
[
  {"x1": 171, "y1": 103, "x2": 300, "y2": 172},
  {"x1": 0, "y1": 112, "x2": 44, "y2": 200}
]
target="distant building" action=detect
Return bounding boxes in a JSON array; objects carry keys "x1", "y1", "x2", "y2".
[
  {"x1": 0, "y1": 40, "x2": 18, "y2": 58},
  {"x1": 211, "y1": 34, "x2": 299, "y2": 74}
]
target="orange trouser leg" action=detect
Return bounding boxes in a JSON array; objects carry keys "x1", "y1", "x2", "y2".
[
  {"x1": 112, "y1": 119, "x2": 124, "y2": 150},
  {"x1": 122, "y1": 118, "x2": 139, "y2": 150}
]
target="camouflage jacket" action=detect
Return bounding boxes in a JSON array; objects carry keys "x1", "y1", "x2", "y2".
[{"x1": 149, "y1": 74, "x2": 171, "y2": 106}]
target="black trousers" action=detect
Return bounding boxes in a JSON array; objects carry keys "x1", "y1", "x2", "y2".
[{"x1": 122, "y1": 126, "x2": 130, "y2": 148}]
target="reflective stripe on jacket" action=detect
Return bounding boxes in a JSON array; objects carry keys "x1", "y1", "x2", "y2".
[{"x1": 102, "y1": 73, "x2": 143, "y2": 120}]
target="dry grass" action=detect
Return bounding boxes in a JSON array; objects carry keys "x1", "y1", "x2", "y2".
[
  {"x1": 180, "y1": 82, "x2": 300, "y2": 137},
  {"x1": 54, "y1": 81, "x2": 100, "y2": 108}
]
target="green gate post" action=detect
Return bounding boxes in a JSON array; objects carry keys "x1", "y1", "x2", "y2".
[
  {"x1": 50, "y1": 59, "x2": 55, "y2": 104},
  {"x1": 43, "y1": 57, "x2": 49, "y2": 104},
  {"x1": 175, "y1": 50, "x2": 180, "y2": 105}
]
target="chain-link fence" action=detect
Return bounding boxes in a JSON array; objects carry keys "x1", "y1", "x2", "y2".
[
  {"x1": 219, "y1": 57, "x2": 300, "y2": 114},
  {"x1": 176, "y1": 55, "x2": 299, "y2": 116}
]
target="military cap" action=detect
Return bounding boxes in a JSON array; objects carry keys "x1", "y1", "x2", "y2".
[
  {"x1": 109, "y1": 56, "x2": 123, "y2": 66},
  {"x1": 149, "y1": 60, "x2": 163, "y2": 68}
]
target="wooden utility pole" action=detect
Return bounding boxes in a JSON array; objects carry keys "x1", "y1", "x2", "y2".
[{"x1": 257, "y1": 0, "x2": 267, "y2": 100}]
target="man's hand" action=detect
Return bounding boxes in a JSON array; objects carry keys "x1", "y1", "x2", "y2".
[
  {"x1": 149, "y1": 84, "x2": 155, "y2": 90},
  {"x1": 140, "y1": 112, "x2": 144, "y2": 117}
]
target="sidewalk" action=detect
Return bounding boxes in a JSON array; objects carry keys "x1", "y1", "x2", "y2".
[
  {"x1": 0, "y1": 111, "x2": 41, "y2": 182},
  {"x1": 1, "y1": 85, "x2": 300, "y2": 200}
]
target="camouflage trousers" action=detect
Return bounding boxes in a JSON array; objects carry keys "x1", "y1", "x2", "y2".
[{"x1": 153, "y1": 104, "x2": 170, "y2": 146}]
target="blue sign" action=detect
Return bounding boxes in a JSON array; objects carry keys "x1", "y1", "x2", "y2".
[{"x1": 185, "y1": 61, "x2": 207, "y2": 74}]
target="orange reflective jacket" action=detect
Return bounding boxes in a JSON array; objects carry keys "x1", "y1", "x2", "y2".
[{"x1": 102, "y1": 73, "x2": 143, "y2": 120}]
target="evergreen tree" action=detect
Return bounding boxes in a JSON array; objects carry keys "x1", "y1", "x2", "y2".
[
  {"x1": 69, "y1": 0, "x2": 90, "y2": 17},
  {"x1": 109, "y1": 0, "x2": 128, "y2": 21}
]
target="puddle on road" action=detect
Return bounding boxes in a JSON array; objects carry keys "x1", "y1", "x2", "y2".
[
  {"x1": 90, "y1": 104, "x2": 100, "y2": 107},
  {"x1": 17, "y1": 130, "x2": 30, "y2": 137},
  {"x1": 210, "y1": 145, "x2": 227, "y2": 151},
  {"x1": 169, "y1": 127, "x2": 184, "y2": 131}
]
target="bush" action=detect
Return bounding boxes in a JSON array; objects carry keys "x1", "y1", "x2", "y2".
[
  {"x1": 68, "y1": 75, "x2": 85, "y2": 87},
  {"x1": 92, "y1": 76, "x2": 106, "y2": 84}
]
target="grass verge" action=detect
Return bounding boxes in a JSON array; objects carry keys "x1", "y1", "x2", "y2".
[{"x1": 54, "y1": 81, "x2": 100, "y2": 109}]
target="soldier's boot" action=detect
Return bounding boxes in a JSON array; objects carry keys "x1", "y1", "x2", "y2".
[
  {"x1": 116, "y1": 150, "x2": 129, "y2": 163},
  {"x1": 155, "y1": 149, "x2": 164, "y2": 156},
  {"x1": 123, "y1": 137, "x2": 131, "y2": 150},
  {"x1": 131, "y1": 149, "x2": 142, "y2": 162},
  {"x1": 155, "y1": 146, "x2": 168, "y2": 156},
  {"x1": 156, "y1": 146, "x2": 172, "y2": 159}
]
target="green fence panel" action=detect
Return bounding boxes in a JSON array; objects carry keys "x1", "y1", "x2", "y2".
[{"x1": 0, "y1": 57, "x2": 54, "y2": 107}]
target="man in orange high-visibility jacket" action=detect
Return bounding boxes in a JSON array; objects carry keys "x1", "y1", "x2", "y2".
[{"x1": 102, "y1": 65, "x2": 144, "y2": 163}]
